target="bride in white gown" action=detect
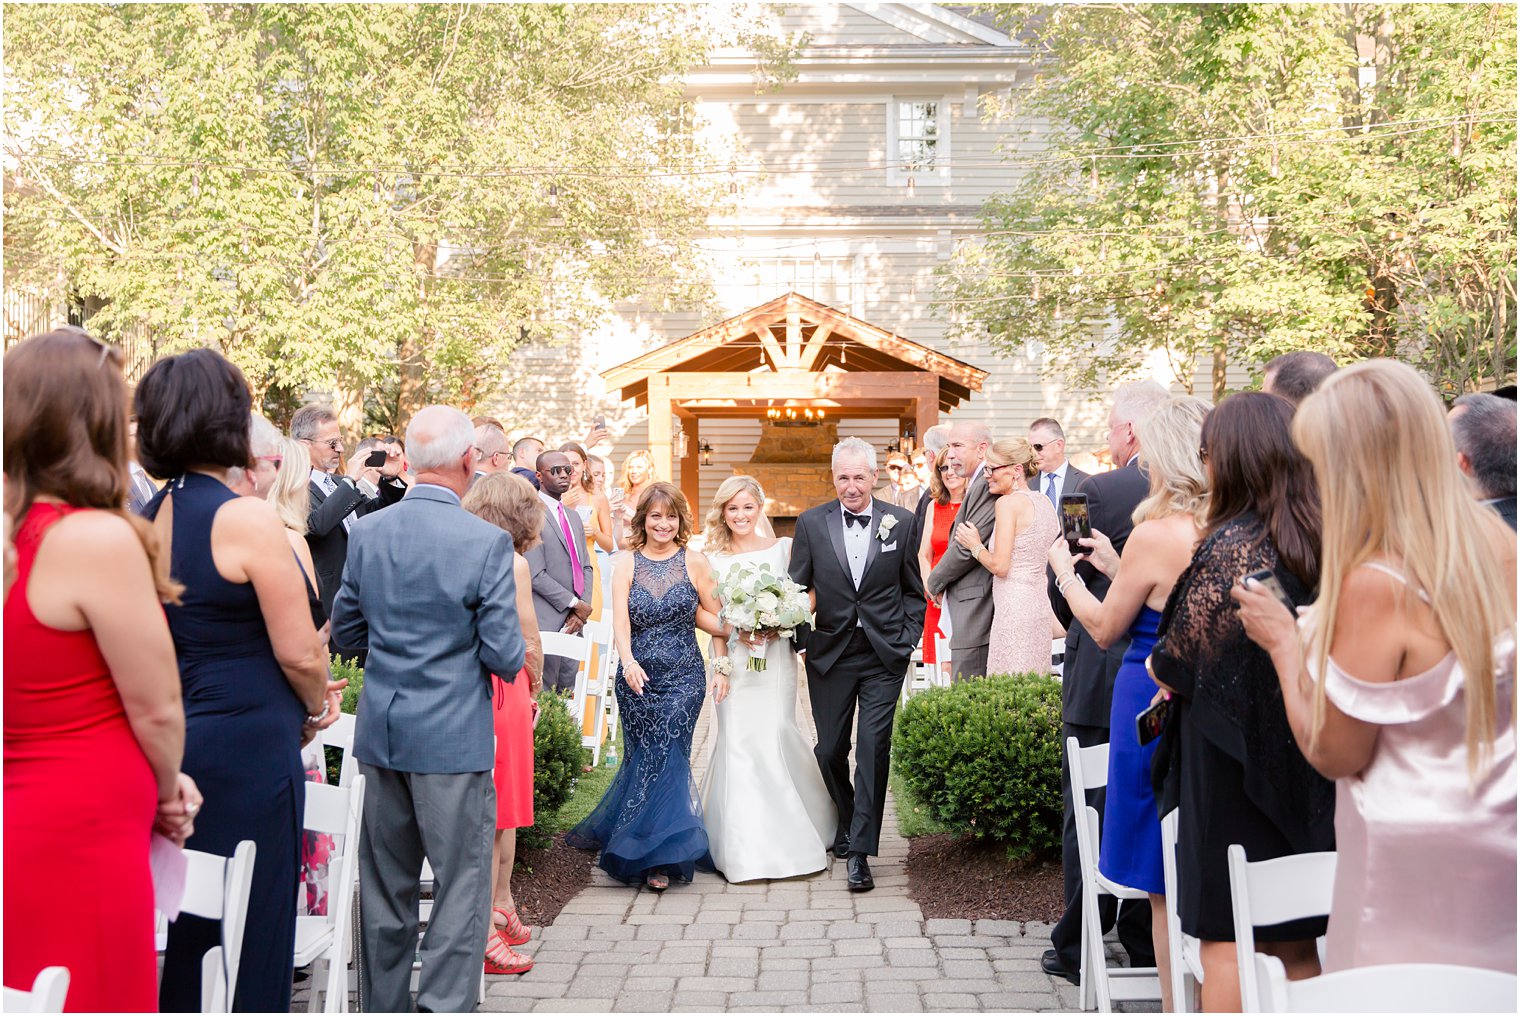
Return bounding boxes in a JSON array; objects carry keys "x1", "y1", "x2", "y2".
[{"x1": 700, "y1": 476, "x2": 836, "y2": 881}]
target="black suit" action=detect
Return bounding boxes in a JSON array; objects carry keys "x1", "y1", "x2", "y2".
[
  {"x1": 306, "y1": 475, "x2": 406, "y2": 650},
  {"x1": 1486, "y1": 496, "x2": 1517, "y2": 531},
  {"x1": 790, "y1": 498, "x2": 925, "y2": 855},
  {"x1": 1048, "y1": 458, "x2": 1154, "y2": 971}
]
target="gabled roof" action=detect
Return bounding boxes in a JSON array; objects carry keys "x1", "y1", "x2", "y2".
[
  {"x1": 843, "y1": 3, "x2": 1016, "y2": 47},
  {"x1": 601, "y1": 292, "x2": 987, "y2": 412}
]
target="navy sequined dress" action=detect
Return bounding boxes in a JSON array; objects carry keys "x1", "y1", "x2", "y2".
[{"x1": 567, "y1": 549, "x2": 714, "y2": 883}]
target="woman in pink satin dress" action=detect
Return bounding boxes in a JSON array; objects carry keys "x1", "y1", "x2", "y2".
[
  {"x1": 1236, "y1": 360, "x2": 1517, "y2": 974},
  {"x1": 953, "y1": 437, "x2": 1059, "y2": 676}
]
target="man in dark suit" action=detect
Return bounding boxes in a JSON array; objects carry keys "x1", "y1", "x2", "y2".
[
  {"x1": 1449, "y1": 393, "x2": 1517, "y2": 531},
  {"x1": 290, "y1": 405, "x2": 406, "y2": 637},
  {"x1": 926, "y1": 420, "x2": 996, "y2": 681},
  {"x1": 1043, "y1": 381, "x2": 1170, "y2": 983},
  {"x1": 1029, "y1": 417, "x2": 1090, "y2": 513},
  {"x1": 790, "y1": 437, "x2": 925, "y2": 892},
  {"x1": 523, "y1": 450, "x2": 594, "y2": 693}
]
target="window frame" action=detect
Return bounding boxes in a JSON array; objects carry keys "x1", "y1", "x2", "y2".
[{"x1": 886, "y1": 96, "x2": 952, "y2": 186}]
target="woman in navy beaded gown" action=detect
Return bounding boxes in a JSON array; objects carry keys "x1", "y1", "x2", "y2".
[{"x1": 568, "y1": 482, "x2": 729, "y2": 891}]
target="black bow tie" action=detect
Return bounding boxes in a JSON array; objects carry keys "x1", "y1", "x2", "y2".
[{"x1": 844, "y1": 511, "x2": 871, "y2": 529}]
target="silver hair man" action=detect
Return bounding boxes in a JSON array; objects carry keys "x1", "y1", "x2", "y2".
[
  {"x1": 831, "y1": 435, "x2": 879, "y2": 471},
  {"x1": 921, "y1": 424, "x2": 951, "y2": 456},
  {"x1": 406, "y1": 406, "x2": 476, "y2": 472}
]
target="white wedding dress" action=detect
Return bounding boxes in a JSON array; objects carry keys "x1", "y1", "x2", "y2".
[{"x1": 702, "y1": 538, "x2": 837, "y2": 881}]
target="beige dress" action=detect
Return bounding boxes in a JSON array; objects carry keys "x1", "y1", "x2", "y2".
[
  {"x1": 1309, "y1": 564, "x2": 1517, "y2": 973},
  {"x1": 985, "y1": 488, "x2": 1060, "y2": 676}
]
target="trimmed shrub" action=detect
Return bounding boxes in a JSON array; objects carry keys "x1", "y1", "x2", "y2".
[
  {"x1": 520, "y1": 692, "x2": 587, "y2": 851},
  {"x1": 892, "y1": 672, "x2": 1064, "y2": 859},
  {"x1": 324, "y1": 654, "x2": 366, "y2": 786}
]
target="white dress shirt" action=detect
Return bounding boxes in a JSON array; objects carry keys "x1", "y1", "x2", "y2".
[
  {"x1": 841, "y1": 501, "x2": 873, "y2": 592},
  {"x1": 1040, "y1": 461, "x2": 1070, "y2": 507}
]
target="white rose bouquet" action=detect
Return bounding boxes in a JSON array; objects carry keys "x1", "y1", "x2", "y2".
[{"x1": 716, "y1": 560, "x2": 813, "y2": 671}]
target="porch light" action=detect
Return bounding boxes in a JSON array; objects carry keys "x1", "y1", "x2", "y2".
[{"x1": 699, "y1": 441, "x2": 713, "y2": 467}]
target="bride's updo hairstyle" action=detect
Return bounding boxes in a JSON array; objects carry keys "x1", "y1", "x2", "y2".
[
  {"x1": 703, "y1": 475, "x2": 767, "y2": 554},
  {"x1": 628, "y1": 481, "x2": 694, "y2": 551}
]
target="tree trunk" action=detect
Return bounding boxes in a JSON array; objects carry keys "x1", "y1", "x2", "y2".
[
  {"x1": 335, "y1": 375, "x2": 366, "y2": 443},
  {"x1": 396, "y1": 241, "x2": 436, "y2": 433},
  {"x1": 1212, "y1": 345, "x2": 1228, "y2": 402}
]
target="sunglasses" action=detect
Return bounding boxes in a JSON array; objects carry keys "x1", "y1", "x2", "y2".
[
  {"x1": 546, "y1": 465, "x2": 575, "y2": 476},
  {"x1": 303, "y1": 438, "x2": 343, "y2": 451},
  {"x1": 886, "y1": 464, "x2": 904, "y2": 472}
]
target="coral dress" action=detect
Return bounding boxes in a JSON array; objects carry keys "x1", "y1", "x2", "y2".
[
  {"x1": 493, "y1": 667, "x2": 536, "y2": 830},
  {"x1": 4, "y1": 504, "x2": 160, "y2": 1012},
  {"x1": 922, "y1": 500, "x2": 960, "y2": 664}
]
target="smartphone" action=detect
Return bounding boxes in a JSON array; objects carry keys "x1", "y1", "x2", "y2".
[
  {"x1": 364, "y1": 449, "x2": 388, "y2": 468},
  {"x1": 1242, "y1": 567, "x2": 1296, "y2": 614},
  {"x1": 1136, "y1": 695, "x2": 1170, "y2": 746},
  {"x1": 1059, "y1": 493, "x2": 1092, "y2": 554},
  {"x1": 592, "y1": 414, "x2": 606, "y2": 430}
]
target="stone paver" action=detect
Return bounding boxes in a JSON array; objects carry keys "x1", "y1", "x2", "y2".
[{"x1": 297, "y1": 661, "x2": 1159, "y2": 1013}]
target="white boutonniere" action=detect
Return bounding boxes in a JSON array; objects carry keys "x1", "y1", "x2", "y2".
[{"x1": 876, "y1": 515, "x2": 898, "y2": 542}]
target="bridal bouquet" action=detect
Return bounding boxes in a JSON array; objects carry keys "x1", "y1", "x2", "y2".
[{"x1": 717, "y1": 561, "x2": 812, "y2": 671}]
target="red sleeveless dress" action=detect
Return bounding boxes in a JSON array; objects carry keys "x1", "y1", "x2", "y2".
[{"x1": 4, "y1": 504, "x2": 160, "y2": 1011}]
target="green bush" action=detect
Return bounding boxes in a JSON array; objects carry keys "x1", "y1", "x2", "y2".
[
  {"x1": 520, "y1": 692, "x2": 588, "y2": 851},
  {"x1": 323, "y1": 654, "x2": 366, "y2": 786},
  {"x1": 892, "y1": 672, "x2": 1064, "y2": 859}
]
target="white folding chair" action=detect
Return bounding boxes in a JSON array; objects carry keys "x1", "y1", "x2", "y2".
[
  {"x1": 902, "y1": 644, "x2": 934, "y2": 703},
  {"x1": 295, "y1": 776, "x2": 366, "y2": 1012},
  {"x1": 1228, "y1": 843, "x2": 1337, "y2": 1012},
  {"x1": 579, "y1": 620, "x2": 614, "y2": 764},
  {"x1": 318, "y1": 712, "x2": 358, "y2": 789},
  {"x1": 547, "y1": 629, "x2": 599, "y2": 759},
  {"x1": 1051, "y1": 636, "x2": 1067, "y2": 679},
  {"x1": 172, "y1": 839, "x2": 257, "y2": 1013},
  {"x1": 3, "y1": 967, "x2": 69, "y2": 1013},
  {"x1": 1253, "y1": 955, "x2": 1518, "y2": 1013},
  {"x1": 1161, "y1": 810, "x2": 1205, "y2": 1012},
  {"x1": 1065, "y1": 736, "x2": 1162, "y2": 1012}
]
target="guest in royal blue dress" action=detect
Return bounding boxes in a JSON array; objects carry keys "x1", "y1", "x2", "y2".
[
  {"x1": 1048, "y1": 395, "x2": 1212, "y2": 1010},
  {"x1": 136, "y1": 350, "x2": 337, "y2": 1011},
  {"x1": 568, "y1": 482, "x2": 729, "y2": 891}
]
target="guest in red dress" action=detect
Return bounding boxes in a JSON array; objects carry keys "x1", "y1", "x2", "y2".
[
  {"x1": 3, "y1": 328, "x2": 201, "y2": 1012},
  {"x1": 916, "y1": 447, "x2": 968, "y2": 677},
  {"x1": 462, "y1": 472, "x2": 546, "y2": 976}
]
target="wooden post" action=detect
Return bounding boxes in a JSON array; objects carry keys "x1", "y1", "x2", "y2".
[
  {"x1": 915, "y1": 391, "x2": 939, "y2": 451},
  {"x1": 678, "y1": 413, "x2": 700, "y2": 512},
  {"x1": 648, "y1": 376, "x2": 673, "y2": 486}
]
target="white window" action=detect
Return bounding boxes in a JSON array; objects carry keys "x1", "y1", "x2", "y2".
[{"x1": 887, "y1": 97, "x2": 951, "y2": 185}]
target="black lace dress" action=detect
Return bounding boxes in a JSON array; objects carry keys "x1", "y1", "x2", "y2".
[{"x1": 1150, "y1": 515, "x2": 1335, "y2": 941}]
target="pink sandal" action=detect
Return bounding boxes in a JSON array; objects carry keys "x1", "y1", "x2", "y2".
[
  {"x1": 493, "y1": 905, "x2": 532, "y2": 947},
  {"x1": 484, "y1": 930, "x2": 533, "y2": 975}
]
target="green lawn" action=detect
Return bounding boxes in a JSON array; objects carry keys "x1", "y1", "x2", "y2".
[
  {"x1": 550, "y1": 727, "x2": 624, "y2": 833},
  {"x1": 889, "y1": 760, "x2": 955, "y2": 839}
]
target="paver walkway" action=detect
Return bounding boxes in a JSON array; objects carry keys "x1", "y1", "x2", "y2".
[{"x1": 481, "y1": 669, "x2": 1089, "y2": 1013}]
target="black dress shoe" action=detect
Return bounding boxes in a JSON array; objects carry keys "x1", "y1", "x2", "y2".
[
  {"x1": 832, "y1": 835, "x2": 851, "y2": 859},
  {"x1": 1040, "y1": 948, "x2": 1080, "y2": 985},
  {"x1": 846, "y1": 854, "x2": 874, "y2": 892}
]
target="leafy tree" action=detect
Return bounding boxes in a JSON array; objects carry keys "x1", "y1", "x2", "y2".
[
  {"x1": 4, "y1": 4, "x2": 796, "y2": 429},
  {"x1": 944, "y1": 3, "x2": 1515, "y2": 398}
]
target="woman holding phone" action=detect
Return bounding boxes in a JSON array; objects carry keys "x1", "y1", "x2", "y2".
[{"x1": 1048, "y1": 394, "x2": 1211, "y2": 1011}]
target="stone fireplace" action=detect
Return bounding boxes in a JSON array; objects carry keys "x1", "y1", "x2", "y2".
[{"x1": 738, "y1": 421, "x2": 839, "y2": 536}]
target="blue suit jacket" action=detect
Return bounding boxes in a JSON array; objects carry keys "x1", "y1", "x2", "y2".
[{"x1": 331, "y1": 484, "x2": 526, "y2": 774}]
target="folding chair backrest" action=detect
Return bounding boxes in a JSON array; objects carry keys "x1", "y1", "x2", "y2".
[
  {"x1": 1253, "y1": 954, "x2": 1518, "y2": 1013},
  {"x1": 3, "y1": 967, "x2": 69, "y2": 1013},
  {"x1": 1229, "y1": 844, "x2": 1336, "y2": 1012},
  {"x1": 179, "y1": 840, "x2": 257, "y2": 1013}
]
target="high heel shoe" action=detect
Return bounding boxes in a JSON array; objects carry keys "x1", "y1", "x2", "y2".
[
  {"x1": 493, "y1": 905, "x2": 532, "y2": 947},
  {"x1": 484, "y1": 930, "x2": 533, "y2": 975}
]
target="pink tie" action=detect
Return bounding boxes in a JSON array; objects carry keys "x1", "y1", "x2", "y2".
[{"x1": 558, "y1": 503, "x2": 585, "y2": 598}]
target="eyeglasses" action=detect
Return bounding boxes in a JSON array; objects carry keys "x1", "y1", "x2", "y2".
[
  {"x1": 302, "y1": 437, "x2": 343, "y2": 451},
  {"x1": 938, "y1": 465, "x2": 955, "y2": 473},
  {"x1": 545, "y1": 465, "x2": 575, "y2": 476},
  {"x1": 988, "y1": 462, "x2": 1017, "y2": 475},
  {"x1": 256, "y1": 455, "x2": 283, "y2": 469}
]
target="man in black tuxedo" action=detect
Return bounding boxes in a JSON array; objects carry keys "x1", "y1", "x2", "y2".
[
  {"x1": 790, "y1": 437, "x2": 925, "y2": 893},
  {"x1": 291, "y1": 405, "x2": 406, "y2": 649},
  {"x1": 1043, "y1": 381, "x2": 1169, "y2": 983}
]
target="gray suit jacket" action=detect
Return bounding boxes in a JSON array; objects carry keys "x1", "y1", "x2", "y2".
[
  {"x1": 331, "y1": 484, "x2": 525, "y2": 774},
  {"x1": 523, "y1": 498, "x2": 594, "y2": 688},
  {"x1": 925, "y1": 469, "x2": 998, "y2": 651}
]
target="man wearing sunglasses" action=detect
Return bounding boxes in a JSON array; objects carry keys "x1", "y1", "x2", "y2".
[
  {"x1": 523, "y1": 450, "x2": 595, "y2": 693},
  {"x1": 1029, "y1": 418, "x2": 1089, "y2": 515},
  {"x1": 290, "y1": 404, "x2": 406, "y2": 653}
]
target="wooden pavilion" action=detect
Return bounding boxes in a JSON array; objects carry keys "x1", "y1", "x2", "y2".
[{"x1": 600, "y1": 293, "x2": 988, "y2": 523}]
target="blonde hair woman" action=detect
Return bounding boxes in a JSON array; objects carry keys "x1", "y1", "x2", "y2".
[
  {"x1": 1048, "y1": 394, "x2": 1211, "y2": 1010},
  {"x1": 950, "y1": 437, "x2": 1059, "y2": 676},
  {"x1": 1235, "y1": 360, "x2": 1517, "y2": 974},
  {"x1": 698, "y1": 475, "x2": 836, "y2": 882},
  {"x1": 616, "y1": 450, "x2": 658, "y2": 545},
  {"x1": 265, "y1": 437, "x2": 326, "y2": 640}
]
